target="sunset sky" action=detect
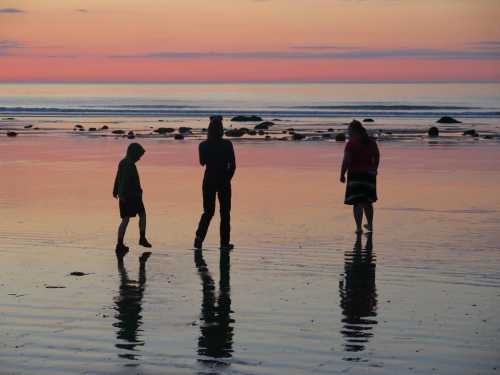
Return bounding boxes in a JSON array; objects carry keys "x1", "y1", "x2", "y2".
[{"x1": 1, "y1": 0, "x2": 499, "y2": 82}]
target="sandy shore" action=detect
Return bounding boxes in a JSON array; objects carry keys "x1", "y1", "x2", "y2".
[{"x1": 0, "y1": 135, "x2": 499, "y2": 374}]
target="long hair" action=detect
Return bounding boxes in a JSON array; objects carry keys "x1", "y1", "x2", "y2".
[
  {"x1": 207, "y1": 115, "x2": 224, "y2": 141},
  {"x1": 349, "y1": 120, "x2": 370, "y2": 144}
]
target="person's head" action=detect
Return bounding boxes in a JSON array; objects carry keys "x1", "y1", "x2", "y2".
[
  {"x1": 207, "y1": 115, "x2": 224, "y2": 141},
  {"x1": 126, "y1": 142, "x2": 145, "y2": 162},
  {"x1": 348, "y1": 120, "x2": 370, "y2": 144}
]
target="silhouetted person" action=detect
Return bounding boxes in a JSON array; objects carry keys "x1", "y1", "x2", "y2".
[
  {"x1": 113, "y1": 143, "x2": 152, "y2": 257},
  {"x1": 194, "y1": 249, "x2": 234, "y2": 367},
  {"x1": 194, "y1": 116, "x2": 236, "y2": 251},
  {"x1": 340, "y1": 120, "x2": 380, "y2": 233},
  {"x1": 339, "y1": 233, "x2": 377, "y2": 359},
  {"x1": 113, "y1": 252, "x2": 151, "y2": 361}
]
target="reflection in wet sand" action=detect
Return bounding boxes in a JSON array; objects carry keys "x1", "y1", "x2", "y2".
[
  {"x1": 113, "y1": 255, "x2": 149, "y2": 362},
  {"x1": 339, "y1": 233, "x2": 377, "y2": 361},
  {"x1": 194, "y1": 250, "x2": 234, "y2": 368}
]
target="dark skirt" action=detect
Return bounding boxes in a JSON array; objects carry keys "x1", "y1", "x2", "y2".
[
  {"x1": 119, "y1": 196, "x2": 145, "y2": 218},
  {"x1": 344, "y1": 171, "x2": 378, "y2": 205}
]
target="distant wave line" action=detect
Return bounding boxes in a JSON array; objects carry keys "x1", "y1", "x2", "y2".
[
  {"x1": 287, "y1": 105, "x2": 477, "y2": 110},
  {"x1": 0, "y1": 107, "x2": 499, "y2": 118},
  {"x1": 83, "y1": 104, "x2": 200, "y2": 109},
  {"x1": 55, "y1": 104, "x2": 481, "y2": 111}
]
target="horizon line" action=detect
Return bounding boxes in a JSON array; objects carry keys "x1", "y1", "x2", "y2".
[{"x1": 1, "y1": 80, "x2": 499, "y2": 84}]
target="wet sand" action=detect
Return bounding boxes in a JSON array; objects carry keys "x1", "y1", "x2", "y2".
[{"x1": 1, "y1": 135, "x2": 499, "y2": 374}]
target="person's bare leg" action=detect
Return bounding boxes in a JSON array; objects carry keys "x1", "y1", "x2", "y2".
[
  {"x1": 138, "y1": 211, "x2": 152, "y2": 247},
  {"x1": 353, "y1": 204, "x2": 363, "y2": 233},
  {"x1": 117, "y1": 217, "x2": 129, "y2": 246},
  {"x1": 139, "y1": 211, "x2": 146, "y2": 236},
  {"x1": 116, "y1": 217, "x2": 130, "y2": 256},
  {"x1": 364, "y1": 203, "x2": 374, "y2": 232}
]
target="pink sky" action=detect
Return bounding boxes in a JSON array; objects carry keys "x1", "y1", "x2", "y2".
[{"x1": 1, "y1": 0, "x2": 499, "y2": 82}]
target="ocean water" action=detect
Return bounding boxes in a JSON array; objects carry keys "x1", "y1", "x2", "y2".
[
  {"x1": 0, "y1": 82, "x2": 499, "y2": 120},
  {"x1": 1, "y1": 83, "x2": 499, "y2": 144}
]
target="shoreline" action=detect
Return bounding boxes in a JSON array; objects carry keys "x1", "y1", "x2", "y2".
[{"x1": 1, "y1": 116, "x2": 499, "y2": 144}]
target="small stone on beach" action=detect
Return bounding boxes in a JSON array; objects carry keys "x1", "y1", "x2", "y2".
[
  {"x1": 255, "y1": 121, "x2": 274, "y2": 130},
  {"x1": 428, "y1": 126, "x2": 439, "y2": 137},
  {"x1": 437, "y1": 116, "x2": 461, "y2": 124},
  {"x1": 154, "y1": 127, "x2": 174, "y2": 134},
  {"x1": 231, "y1": 115, "x2": 263, "y2": 122},
  {"x1": 463, "y1": 129, "x2": 479, "y2": 137},
  {"x1": 292, "y1": 133, "x2": 305, "y2": 141},
  {"x1": 69, "y1": 272, "x2": 89, "y2": 276},
  {"x1": 335, "y1": 133, "x2": 346, "y2": 142},
  {"x1": 225, "y1": 129, "x2": 245, "y2": 137}
]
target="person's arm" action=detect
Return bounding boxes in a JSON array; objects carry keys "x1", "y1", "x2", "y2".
[
  {"x1": 199, "y1": 143, "x2": 206, "y2": 166},
  {"x1": 113, "y1": 166, "x2": 121, "y2": 198},
  {"x1": 340, "y1": 144, "x2": 352, "y2": 183},
  {"x1": 131, "y1": 164, "x2": 142, "y2": 195},
  {"x1": 227, "y1": 142, "x2": 236, "y2": 179},
  {"x1": 117, "y1": 161, "x2": 133, "y2": 200},
  {"x1": 372, "y1": 142, "x2": 380, "y2": 172}
]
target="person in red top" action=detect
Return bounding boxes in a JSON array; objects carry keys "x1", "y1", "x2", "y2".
[{"x1": 340, "y1": 120, "x2": 380, "y2": 233}]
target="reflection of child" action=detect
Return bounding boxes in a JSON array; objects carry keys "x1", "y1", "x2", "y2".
[{"x1": 113, "y1": 143, "x2": 152, "y2": 257}]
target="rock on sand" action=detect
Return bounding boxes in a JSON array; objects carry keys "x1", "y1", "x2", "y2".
[
  {"x1": 428, "y1": 126, "x2": 439, "y2": 137},
  {"x1": 437, "y1": 116, "x2": 461, "y2": 124},
  {"x1": 231, "y1": 115, "x2": 263, "y2": 122},
  {"x1": 255, "y1": 121, "x2": 274, "y2": 130},
  {"x1": 335, "y1": 133, "x2": 346, "y2": 142}
]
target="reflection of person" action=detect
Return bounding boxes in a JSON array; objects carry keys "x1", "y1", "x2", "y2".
[
  {"x1": 113, "y1": 143, "x2": 152, "y2": 257},
  {"x1": 113, "y1": 252, "x2": 151, "y2": 361},
  {"x1": 194, "y1": 116, "x2": 236, "y2": 251},
  {"x1": 339, "y1": 233, "x2": 377, "y2": 357},
  {"x1": 194, "y1": 249, "x2": 234, "y2": 366},
  {"x1": 340, "y1": 120, "x2": 380, "y2": 234}
]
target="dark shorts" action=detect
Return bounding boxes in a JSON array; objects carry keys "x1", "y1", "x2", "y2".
[
  {"x1": 344, "y1": 171, "x2": 378, "y2": 205},
  {"x1": 119, "y1": 196, "x2": 145, "y2": 218}
]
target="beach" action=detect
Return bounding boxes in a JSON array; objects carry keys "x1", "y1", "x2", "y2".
[
  {"x1": 2, "y1": 0, "x2": 499, "y2": 369},
  {"x1": 1, "y1": 130, "x2": 499, "y2": 374}
]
